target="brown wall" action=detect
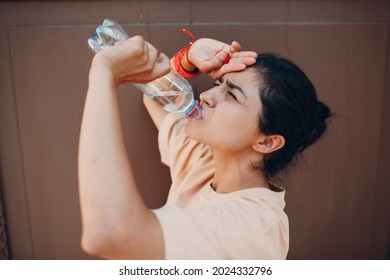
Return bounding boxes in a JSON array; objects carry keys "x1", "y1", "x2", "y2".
[{"x1": 0, "y1": 0, "x2": 389, "y2": 260}]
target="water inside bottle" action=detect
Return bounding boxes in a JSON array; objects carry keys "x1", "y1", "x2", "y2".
[
  {"x1": 88, "y1": 19, "x2": 201, "y2": 119},
  {"x1": 146, "y1": 91, "x2": 193, "y2": 113}
]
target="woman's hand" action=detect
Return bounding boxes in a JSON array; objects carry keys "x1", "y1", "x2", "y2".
[
  {"x1": 91, "y1": 36, "x2": 171, "y2": 86},
  {"x1": 185, "y1": 38, "x2": 258, "y2": 79}
]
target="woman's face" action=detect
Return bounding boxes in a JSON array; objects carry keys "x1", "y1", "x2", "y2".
[{"x1": 186, "y1": 68, "x2": 263, "y2": 153}]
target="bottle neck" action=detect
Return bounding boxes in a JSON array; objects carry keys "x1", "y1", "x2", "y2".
[{"x1": 185, "y1": 100, "x2": 203, "y2": 119}]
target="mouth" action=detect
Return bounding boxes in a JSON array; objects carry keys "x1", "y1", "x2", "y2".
[
  {"x1": 190, "y1": 105, "x2": 204, "y2": 120},
  {"x1": 192, "y1": 111, "x2": 204, "y2": 120}
]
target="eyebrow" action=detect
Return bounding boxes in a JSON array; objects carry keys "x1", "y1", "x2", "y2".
[{"x1": 218, "y1": 77, "x2": 247, "y2": 99}]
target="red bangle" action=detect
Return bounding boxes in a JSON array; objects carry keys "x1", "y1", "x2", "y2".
[
  {"x1": 173, "y1": 28, "x2": 231, "y2": 78},
  {"x1": 173, "y1": 47, "x2": 200, "y2": 79},
  {"x1": 214, "y1": 49, "x2": 231, "y2": 65},
  {"x1": 173, "y1": 28, "x2": 200, "y2": 79}
]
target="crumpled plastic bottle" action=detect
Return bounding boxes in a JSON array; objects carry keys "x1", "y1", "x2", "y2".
[{"x1": 88, "y1": 19, "x2": 202, "y2": 119}]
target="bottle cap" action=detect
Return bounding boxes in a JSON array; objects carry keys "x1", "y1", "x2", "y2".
[{"x1": 185, "y1": 100, "x2": 203, "y2": 119}]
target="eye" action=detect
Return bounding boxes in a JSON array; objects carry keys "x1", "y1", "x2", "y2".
[
  {"x1": 212, "y1": 81, "x2": 221, "y2": 87},
  {"x1": 213, "y1": 81, "x2": 239, "y2": 101},
  {"x1": 227, "y1": 91, "x2": 238, "y2": 100}
]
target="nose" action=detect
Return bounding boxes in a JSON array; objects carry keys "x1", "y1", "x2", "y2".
[{"x1": 199, "y1": 88, "x2": 217, "y2": 108}]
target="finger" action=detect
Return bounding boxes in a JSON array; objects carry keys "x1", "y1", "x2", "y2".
[
  {"x1": 229, "y1": 56, "x2": 257, "y2": 66},
  {"x1": 207, "y1": 56, "x2": 258, "y2": 79},
  {"x1": 122, "y1": 64, "x2": 170, "y2": 83},
  {"x1": 119, "y1": 36, "x2": 146, "y2": 60},
  {"x1": 204, "y1": 57, "x2": 253, "y2": 76},
  {"x1": 230, "y1": 41, "x2": 242, "y2": 53},
  {"x1": 213, "y1": 63, "x2": 247, "y2": 79},
  {"x1": 152, "y1": 53, "x2": 171, "y2": 76},
  {"x1": 140, "y1": 42, "x2": 166, "y2": 75},
  {"x1": 158, "y1": 52, "x2": 171, "y2": 65},
  {"x1": 124, "y1": 36, "x2": 145, "y2": 55},
  {"x1": 128, "y1": 35, "x2": 145, "y2": 43},
  {"x1": 121, "y1": 41, "x2": 150, "y2": 75},
  {"x1": 133, "y1": 40, "x2": 153, "y2": 71},
  {"x1": 142, "y1": 41, "x2": 150, "y2": 63},
  {"x1": 198, "y1": 50, "x2": 230, "y2": 73},
  {"x1": 231, "y1": 51, "x2": 258, "y2": 58},
  {"x1": 198, "y1": 57, "x2": 223, "y2": 74},
  {"x1": 114, "y1": 40, "x2": 126, "y2": 46},
  {"x1": 151, "y1": 52, "x2": 171, "y2": 76},
  {"x1": 145, "y1": 41, "x2": 159, "y2": 65},
  {"x1": 122, "y1": 53, "x2": 171, "y2": 84}
]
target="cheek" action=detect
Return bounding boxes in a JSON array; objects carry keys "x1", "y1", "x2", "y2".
[
  {"x1": 220, "y1": 120, "x2": 259, "y2": 147},
  {"x1": 216, "y1": 107, "x2": 259, "y2": 139},
  {"x1": 186, "y1": 112, "x2": 259, "y2": 151}
]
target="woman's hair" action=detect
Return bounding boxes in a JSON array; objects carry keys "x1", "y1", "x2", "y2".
[{"x1": 251, "y1": 53, "x2": 332, "y2": 178}]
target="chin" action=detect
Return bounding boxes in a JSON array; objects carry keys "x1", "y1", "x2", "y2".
[{"x1": 185, "y1": 121, "x2": 205, "y2": 143}]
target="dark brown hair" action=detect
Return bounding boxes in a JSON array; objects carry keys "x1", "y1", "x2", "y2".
[{"x1": 252, "y1": 53, "x2": 332, "y2": 178}]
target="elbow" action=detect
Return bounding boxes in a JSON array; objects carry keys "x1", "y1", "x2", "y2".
[
  {"x1": 81, "y1": 232, "x2": 110, "y2": 258},
  {"x1": 81, "y1": 229, "x2": 121, "y2": 258},
  {"x1": 80, "y1": 226, "x2": 136, "y2": 259}
]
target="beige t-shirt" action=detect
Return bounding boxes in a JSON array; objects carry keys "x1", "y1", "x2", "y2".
[{"x1": 153, "y1": 113, "x2": 289, "y2": 259}]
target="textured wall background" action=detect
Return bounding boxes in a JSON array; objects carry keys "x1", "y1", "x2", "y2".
[
  {"x1": 0, "y1": 194, "x2": 9, "y2": 259},
  {"x1": 0, "y1": 0, "x2": 389, "y2": 259}
]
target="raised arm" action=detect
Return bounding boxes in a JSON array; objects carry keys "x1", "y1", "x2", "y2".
[
  {"x1": 143, "y1": 38, "x2": 257, "y2": 130},
  {"x1": 78, "y1": 36, "x2": 170, "y2": 259}
]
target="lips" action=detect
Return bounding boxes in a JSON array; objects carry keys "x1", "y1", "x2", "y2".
[
  {"x1": 190, "y1": 105, "x2": 204, "y2": 120},
  {"x1": 192, "y1": 111, "x2": 204, "y2": 120}
]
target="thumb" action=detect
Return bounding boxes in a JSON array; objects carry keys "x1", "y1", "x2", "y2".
[
  {"x1": 200, "y1": 50, "x2": 229, "y2": 73},
  {"x1": 155, "y1": 52, "x2": 171, "y2": 75}
]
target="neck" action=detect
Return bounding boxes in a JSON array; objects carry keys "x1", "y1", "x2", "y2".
[{"x1": 211, "y1": 150, "x2": 269, "y2": 193}]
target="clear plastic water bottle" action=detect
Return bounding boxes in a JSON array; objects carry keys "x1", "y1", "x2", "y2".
[{"x1": 88, "y1": 19, "x2": 202, "y2": 119}]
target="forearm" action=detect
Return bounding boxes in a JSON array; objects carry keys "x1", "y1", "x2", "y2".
[
  {"x1": 78, "y1": 58, "x2": 152, "y2": 257},
  {"x1": 143, "y1": 94, "x2": 168, "y2": 130}
]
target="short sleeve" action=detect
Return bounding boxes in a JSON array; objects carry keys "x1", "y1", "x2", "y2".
[
  {"x1": 152, "y1": 199, "x2": 289, "y2": 260},
  {"x1": 158, "y1": 113, "x2": 212, "y2": 181}
]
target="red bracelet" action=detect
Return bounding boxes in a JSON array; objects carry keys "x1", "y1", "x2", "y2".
[
  {"x1": 173, "y1": 28, "x2": 232, "y2": 78},
  {"x1": 173, "y1": 28, "x2": 200, "y2": 79},
  {"x1": 173, "y1": 47, "x2": 200, "y2": 79},
  {"x1": 214, "y1": 49, "x2": 231, "y2": 65}
]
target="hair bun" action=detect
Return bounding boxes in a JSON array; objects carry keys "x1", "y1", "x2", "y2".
[
  {"x1": 303, "y1": 101, "x2": 332, "y2": 148},
  {"x1": 316, "y1": 101, "x2": 331, "y2": 121}
]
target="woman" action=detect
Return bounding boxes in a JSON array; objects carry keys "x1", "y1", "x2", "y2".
[{"x1": 78, "y1": 35, "x2": 331, "y2": 259}]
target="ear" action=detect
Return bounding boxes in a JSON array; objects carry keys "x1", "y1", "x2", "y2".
[{"x1": 252, "y1": 134, "x2": 285, "y2": 154}]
